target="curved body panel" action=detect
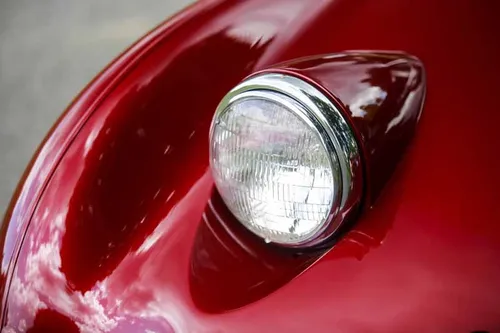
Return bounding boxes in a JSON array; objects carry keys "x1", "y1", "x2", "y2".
[
  {"x1": 269, "y1": 51, "x2": 426, "y2": 204},
  {"x1": 1, "y1": 0, "x2": 500, "y2": 332}
]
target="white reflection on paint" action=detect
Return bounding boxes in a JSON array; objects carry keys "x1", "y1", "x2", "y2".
[
  {"x1": 9, "y1": 208, "x2": 117, "y2": 333},
  {"x1": 6, "y1": 171, "x2": 212, "y2": 333},
  {"x1": 349, "y1": 86, "x2": 387, "y2": 118}
]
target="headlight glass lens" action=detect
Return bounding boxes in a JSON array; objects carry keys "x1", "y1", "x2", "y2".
[{"x1": 210, "y1": 93, "x2": 340, "y2": 245}]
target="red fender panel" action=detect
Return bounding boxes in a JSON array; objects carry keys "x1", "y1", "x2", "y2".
[{"x1": 1, "y1": 0, "x2": 500, "y2": 332}]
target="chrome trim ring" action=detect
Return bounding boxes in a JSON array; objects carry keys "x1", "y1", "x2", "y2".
[{"x1": 210, "y1": 72, "x2": 362, "y2": 247}]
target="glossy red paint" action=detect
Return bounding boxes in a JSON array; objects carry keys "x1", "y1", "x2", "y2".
[
  {"x1": 267, "y1": 51, "x2": 426, "y2": 204},
  {"x1": 26, "y1": 309, "x2": 79, "y2": 333},
  {"x1": 0, "y1": 0, "x2": 212, "y2": 313},
  {"x1": 190, "y1": 191, "x2": 324, "y2": 313},
  {"x1": 1, "y1": 0, "x2": 500, "y2": 332}
]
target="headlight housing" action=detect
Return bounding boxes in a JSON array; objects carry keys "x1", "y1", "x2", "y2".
[{"x1": 210, "y1": 73, "x2": 361, "y2": 247}]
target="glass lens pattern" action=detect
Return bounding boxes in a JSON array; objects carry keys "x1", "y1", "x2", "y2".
[{"x1": 211, "y1": 96, "x2": 339, "y2": 244}]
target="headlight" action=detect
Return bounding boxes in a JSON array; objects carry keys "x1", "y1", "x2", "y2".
[{"x1": 209, "y1": 73, "x2": 361, "y2": 247}]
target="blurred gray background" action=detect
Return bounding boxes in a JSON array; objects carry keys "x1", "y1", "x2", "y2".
[{"x1": 0, "y1": 0, "x2": 192, "y2": 215}]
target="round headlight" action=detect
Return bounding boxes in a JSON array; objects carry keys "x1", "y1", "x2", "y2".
[{"x1": 210, "y1": 73, "x2": 361, "y2": 247}]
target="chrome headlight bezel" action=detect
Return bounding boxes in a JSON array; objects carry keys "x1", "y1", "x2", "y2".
[{"x1": 209, "y1": 72, "x2": 362, "y2": 247}]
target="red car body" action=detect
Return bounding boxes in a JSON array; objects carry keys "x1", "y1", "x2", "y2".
[{"x1": 1, "y1": 0, "x2": 500, "y2": 332}]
